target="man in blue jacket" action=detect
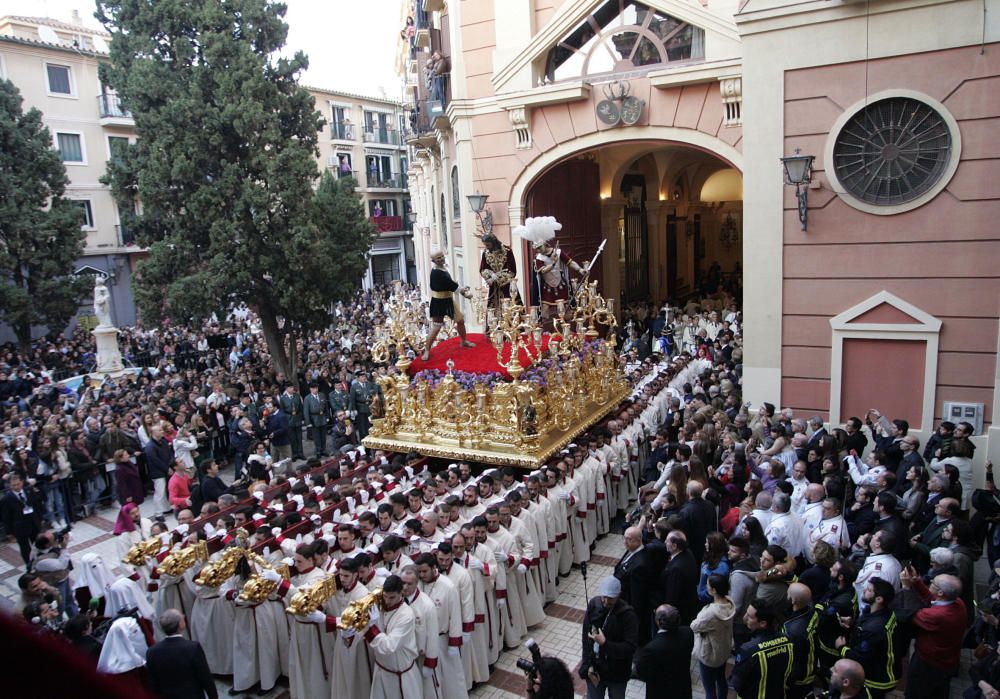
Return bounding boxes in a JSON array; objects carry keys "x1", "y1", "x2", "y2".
[{"x1": 266, "y1": 405, "x2": 291, "y2": 463}]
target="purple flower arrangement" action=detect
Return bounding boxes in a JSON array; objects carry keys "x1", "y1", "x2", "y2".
[
  {"x1": 411, "y1": 369, "x2": 506, "y2": 390},
  {"x1": 410, "y1": 339, "x2": 610, "y2": 392}
]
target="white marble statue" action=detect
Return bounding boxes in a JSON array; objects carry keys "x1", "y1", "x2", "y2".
[{"x1": 94, "y1": 276, "x2": 113, "y2": 329}]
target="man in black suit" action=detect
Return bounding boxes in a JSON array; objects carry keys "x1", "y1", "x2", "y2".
[
  {"x1": 678, "y1": 481, "x2": 716, "y2": 562},
  {"x1": 846, "y1": 486, "x2": 879, "y2": 541},
  {"x1": 661, "y1": 530, "x2": 699, "y2": 624},
  {"x1": 633, "y1": 604, "x2": 694, "y2": 699},
  {"x1": 145, "y1": 609, "x2": 218, "y2": 699},
  {"x1": 0, "y1": 472, "x2": 43, "y2": 567},
  {"x1": 806, "y1": 416, "x2": 828, "y2": 451},
  {"x1": 615, "y1": 526, "x2": 651, "y2": 644}
]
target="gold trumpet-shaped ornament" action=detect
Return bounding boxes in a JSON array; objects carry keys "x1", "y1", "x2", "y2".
[
  {"x1": 122, "y1": 536, "x2": 162, "y2": 567},
  {"x1": 159, "y1": 540, "x2": 209, "y2": 577},
  {"x1": 195, "y1": 546, "x2": 247, "y2": 588},
  {"x1": 238, "y1": 552, "x2": 291, "y2": 604},
  {"x1": 337, "y1": 589, "x2": 384, "y2": 631},
  {"x1": 285, "y1": 573, "x2": 339, "y2": 616}
]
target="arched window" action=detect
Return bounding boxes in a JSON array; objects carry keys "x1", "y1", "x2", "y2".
[
  {"x1": 543, "y1": 0, "x2": 704, "y2": 84},
  {"x1": 440, "y1": 193, "x2": 448, "y2": 248},
  {"x1": 451, "y1": 166, "x2": 461, "y2": 220}
]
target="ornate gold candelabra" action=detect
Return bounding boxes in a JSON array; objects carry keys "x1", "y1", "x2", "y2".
[
  {"x1": 489, "y1": 290, "x2": 543, "y2": 381},
  {"x1": 371, "y1": 281, "x2": 427, "y2": 370},
  {"x1": 238, "y1": 551, "x2": 290, "y2": 604}
]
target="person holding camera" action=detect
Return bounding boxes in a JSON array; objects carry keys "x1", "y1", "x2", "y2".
[
  {"x1": 32, "y1": 528, "x2": 78, "y2": 618},
  {"x1": 579, "y1": 576, "x2": 638, "y2": 699},
  {"x1": 524, "y1": 652, "x2": 574, "y2": 699}
]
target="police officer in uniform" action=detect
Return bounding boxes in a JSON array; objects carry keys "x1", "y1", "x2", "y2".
[
  {"x1": 349, "y1": 372, "x2": 378, "y2": 441},
  {"x1": 303, "y1": 383, "x2": 330, "y2": 457},
  {"x1": 731, "y1": 601, "x2": 795, "y2": 699},
  {"x1": 279, "y1": 384, "x2": 305, "y2": 461}
]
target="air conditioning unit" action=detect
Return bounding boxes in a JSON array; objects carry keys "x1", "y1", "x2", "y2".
[
  {"x1": 941, "y1": 401, "x2": 984, "y2": 436},
  {"x1": 327, "y1": 155, "x2": 338, "y2": 168}
]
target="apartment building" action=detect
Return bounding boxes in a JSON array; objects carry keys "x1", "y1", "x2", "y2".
[
  {"x1": 310, "y1": 87, "x2": 415, "y2": 288},
  {"x1": 0, "y1": 13, "x2": 412, "y2": 338}
]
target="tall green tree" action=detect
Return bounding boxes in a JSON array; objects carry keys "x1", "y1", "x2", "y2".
[
  {"x1": 0, "y1": 79, "x2": 88, "y2": 351},
  {"x1": 97, "y1": 0, "x2": 376, "y2": 376}
]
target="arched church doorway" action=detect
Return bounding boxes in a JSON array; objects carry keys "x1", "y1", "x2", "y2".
[{"x1": 523, "y1": 141, "x2": 742, "y2": 308}]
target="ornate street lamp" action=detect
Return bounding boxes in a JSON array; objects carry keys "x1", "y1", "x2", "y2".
[
  {"x1": 780, "y1": 148, "x2": 815, "y2": 231},
  {"x1": 467, "y1": 191, "x2": 493, "y2": 235}
]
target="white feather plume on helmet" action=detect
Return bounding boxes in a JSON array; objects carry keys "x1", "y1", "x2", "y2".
[{"x1": 513, "y1": 216, "x2": 562, "y2": 249}]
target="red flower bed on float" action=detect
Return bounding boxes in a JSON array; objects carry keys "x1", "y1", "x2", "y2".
[{"x1": 405, "y1": 333, "x2": 556, "y2": 381}]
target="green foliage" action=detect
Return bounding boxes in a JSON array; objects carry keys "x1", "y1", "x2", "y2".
[
  {"x1": 0, "y1": 79, "x2": 88, "y2": 349},
  {"x1": 97, "y1": 0, "x2": 375, "y2": 374}
]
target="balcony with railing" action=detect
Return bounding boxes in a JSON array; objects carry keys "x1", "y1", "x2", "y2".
[
  {"x1": 370, "y1": 215, "x2": 403, "y2": 233},
  {"x1": 404, "y1": 103, "x2": 436, "y2": 147},
  {"x1": 367, "y1": 173, "x2": 406, "y2": 190},
  {"x1": 414, "y1": 5, "x2": 431, "y2": 48},
  {"x1": 330, "y1": 122, "x2": 355, "y2": 141},
  {"x1": 116, "y1": 223, "x2": 136, "y2": 247},
  {"x1": 337, "y1": 168, "x2": 358, "y2": 181},
  {"x1": 363, "y1": 127, "x2": 401, "y2": 146},
  {"x1": 97, "y1": 94, "x2": 133, "y2": 126}
]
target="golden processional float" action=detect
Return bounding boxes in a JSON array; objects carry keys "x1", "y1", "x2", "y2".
[{"x1": 362, "y1": 274, "x2": 630, "y2": 469}]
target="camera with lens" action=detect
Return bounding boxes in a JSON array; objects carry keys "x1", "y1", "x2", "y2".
[{"x1": 515, "y1": 638, "x2": 543, "y2": 679}]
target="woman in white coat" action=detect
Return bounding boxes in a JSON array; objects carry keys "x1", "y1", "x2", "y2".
[
  {"x1": 172, "y1": 427, "x2": 199, "y2": 471},
  {"x1": 930, "y1": 436, "x2": 975, "y2": 511}
]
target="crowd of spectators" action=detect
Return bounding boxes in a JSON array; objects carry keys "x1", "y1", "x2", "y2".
[
  {"x1": 0, "y1": 286, "x2": 423, "y2": 558},
  {"x1": 603, "y1": 330, "x2": 994, "y2": 698},
  {"x1": 2, "y1": 283, "x2": 996, "y2": 699}
]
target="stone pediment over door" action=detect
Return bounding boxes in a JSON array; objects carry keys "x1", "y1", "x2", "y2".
[
  {"x1": 830, "y1": 290, "x2": 942, "y2": 333},
  {"x1": 828, "y1": 291, "x2": 942, "y2": 432}
]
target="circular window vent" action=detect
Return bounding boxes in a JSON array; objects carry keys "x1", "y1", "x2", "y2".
[{"x1": 828, "y1": 94, "x2": 959, "y2": 213}]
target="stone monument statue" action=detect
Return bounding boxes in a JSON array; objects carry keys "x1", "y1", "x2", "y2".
[
  {"x1": 94, "y1": 276, "x2": 113, "y2": 329},
  {"x1": 92, "y1": 275, "x2": 124, "y2": 373}
]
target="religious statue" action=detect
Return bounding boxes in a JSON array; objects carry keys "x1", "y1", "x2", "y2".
[
  {"x1": 479, "y1": 233, "x2": 517, "y2": 309},
  {"x1": 91, "y1": 274, "x2": 124, "y2": 374},
  {"x1": 94, "y1": 276, "x2": 113, "y2": 329},
  {"x1": 513, "y1": 217, "x2": 586, "y2": 328},
  {"x1": 423, "y1": 249, "x2": 475, "y2": 361},
  {"x1": 522, "y1": 401, "x2": 538, "y2": 436}
]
